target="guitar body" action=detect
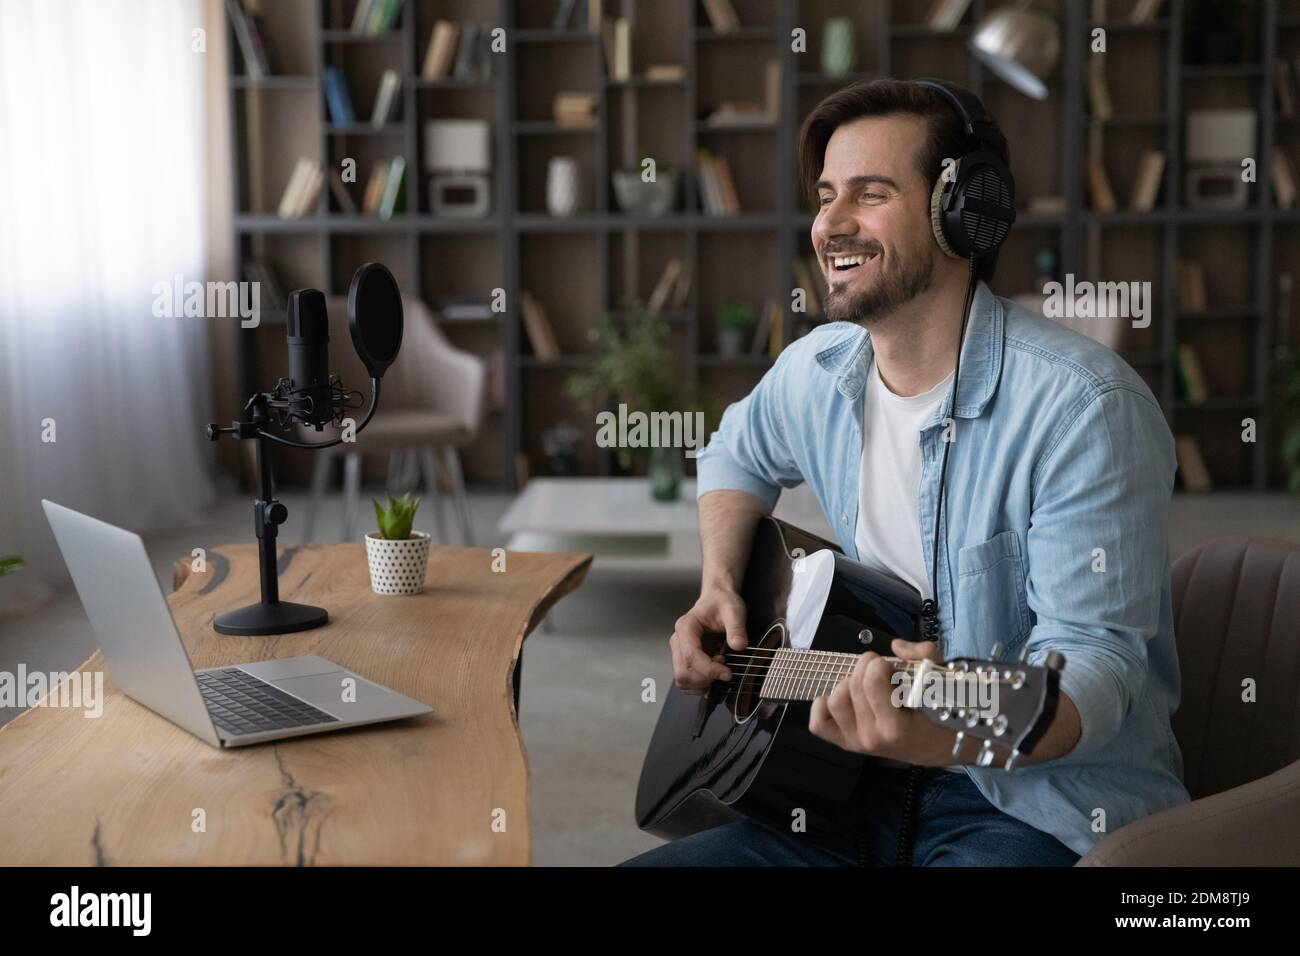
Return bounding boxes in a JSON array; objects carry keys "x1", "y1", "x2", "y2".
[{"x1": 635, "y1": 517, "x2": 924, "y2": 848}]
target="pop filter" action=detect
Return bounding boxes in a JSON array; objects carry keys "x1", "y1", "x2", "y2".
[{"x1": 347, "y1": 262, "x2": 403, "y2": 379}]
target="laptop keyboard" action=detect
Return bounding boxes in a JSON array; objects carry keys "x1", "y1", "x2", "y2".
[{"x1": 196, "y1": 667, "x2": 339, "y2": 738}]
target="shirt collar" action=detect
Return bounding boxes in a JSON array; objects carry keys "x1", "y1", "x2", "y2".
[{"x1": 813, "y1": 280, "x2": 1005, "y2": 418}]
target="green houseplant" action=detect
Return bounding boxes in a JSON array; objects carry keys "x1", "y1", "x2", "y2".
[
  {"x1": 0, "y1": 556, "x2": 25, "y2": 578},
  {"x1": 365, "y1": 494, "x2": 431, "y2": 595},
  {"x1": 566, "y1": 308, "x2": 716, "y2": 500},
  {"x1": 716, "y1": 302, "x2": 757, "y2": 358}
]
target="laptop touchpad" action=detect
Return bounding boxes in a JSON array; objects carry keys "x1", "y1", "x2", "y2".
[{"x1": 273, "y1": 672, "x2": 396, "y2": 718}]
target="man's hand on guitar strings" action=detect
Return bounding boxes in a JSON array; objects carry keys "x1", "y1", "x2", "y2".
[
  {"x1": 808, "y1": 638, "x2": 973, "y2": 766},
  {"x1": 670, "y1": 587, "x2": 749, "y2": 695}
]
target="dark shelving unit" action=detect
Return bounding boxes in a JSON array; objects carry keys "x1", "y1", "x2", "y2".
[{"x1": 225, "y1": 0, "x2": 1300, "y2": 491}]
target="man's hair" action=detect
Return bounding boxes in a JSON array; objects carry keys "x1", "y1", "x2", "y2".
[{"x1": 797, "y1": 78, "x2": 1011, "y2": 283}]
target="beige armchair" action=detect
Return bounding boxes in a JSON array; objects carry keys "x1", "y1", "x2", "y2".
[
  {"x1": 299, "y1": 296, "x2": 486, "y2": 545},
  {"x1": 1077, "y1": 537, "x2": 1300, "y2": 866}
]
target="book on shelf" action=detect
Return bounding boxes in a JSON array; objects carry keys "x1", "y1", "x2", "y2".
[
  {"x1": 1273, "y1": 147, "x2": 1298, "y2": 209},
  {"x1": 695, "y1": 149, "x2": 740, "y2": 215},
  {"x1": 377, "y1": 157, "x2": 406, "y2": 219},
  {"x1": 554, "y1": 91, "x2": 597, "y2": 127},
  {"x1": 1086, "y1": 155, "x2": 1116, "y2": 211},
  {"x1": 1176, "y1": 343, "x2": 1210, "y2": 403},
  {"x1": 611, "y1": 18, "x2": 631, "y2": 81},
  {"x1": 226, "y1": 0, "x2": 272, "y2": 79},
  {"x1": 453, "y1": 22, "x2": 481, "y2": 78},
  {"x1": 764, "y1": 60, "x2": 781, "y2": 121},
  {"x1": 277, "y1": 158, "x2": 322, "y2": 218},
  {"x1": 329, "y1": 172, "x2": 359, "y2": 215},
  {"x1": 1174, "y1": 436, "x2": 1213, "y2": 492},
  {"x1": 1178, "y1": 259, "x2": 1208, "y2": 311},
  {"x1": 1129, "y1": 150, "x2": 1166, "y2": 211},
  {"x1": 701, "y1": 0, "x2": 740, "y2": 32},
  {"x1": 421, "y1": 20, "x2": 460, "y2": 79},
  {"x1": 371, "y1": 69, "x2": 402, "y2": 127},
  {"x1": 670, "y1": 261, "x2": 692, "y2": 311},
  {"x1": 360, "y1": 160, "x2": 390, "y2": 214},
  {"x1": 925, "y1": 0, "x2": 973, "y2": 31},
  {"x1": 645, "y1": 64, "x2": 685, "y2": 82},
  {"x1": 241, "y1": 258, "x2": 287, "y2": 313},
  {"x1": 1131, "y1": 0, "x2": 1163, "y2": 24},
  {"x1": 1087, "y1": 57, "x2": 1112, "y2": 120},
  {"x1": 705, "y1": 101, "x2": 771, "y2": 127},
  {"x1": 646, "y1": 259, "x2": 684, "y2": 316},
  {"x1": 323, "y1": 66, "x2": 355, "y2": 125},
  {"x1": 520, "y1": 291, "x2": 561, "y2": 360},
  {"x1": 351, "y1": 0, "x2": 402, "y2": 36},
  {"x1": 1028, "y1": 195, "x2": 1067, "y2": 215},
  {"x1": 587, "y1": 0, "x2": 602, "y2": 35}
]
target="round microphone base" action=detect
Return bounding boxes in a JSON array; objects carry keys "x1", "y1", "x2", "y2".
[{"x1": 213, "y1": 600, "x2": 329, "y2": 637}]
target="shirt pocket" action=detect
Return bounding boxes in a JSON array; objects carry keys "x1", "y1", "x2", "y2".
[{"x1": 956, "y1": 530, "x2": 1033, "y2": 655}]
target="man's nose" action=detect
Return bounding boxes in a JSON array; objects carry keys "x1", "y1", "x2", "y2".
[{"x1": 813, "y1": 195, "x2": 859, "y2": 247}]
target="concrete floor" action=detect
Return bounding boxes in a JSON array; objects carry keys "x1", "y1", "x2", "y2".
[{"x1": 1, "y1": 487, "x2": 1296, "y2": 865}]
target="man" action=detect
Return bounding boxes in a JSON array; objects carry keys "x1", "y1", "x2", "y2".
[{"x1": 625, "y1": 79, "x2": 1189, "y2": 866}]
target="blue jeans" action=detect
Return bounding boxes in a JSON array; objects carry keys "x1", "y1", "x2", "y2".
[{"x1": 623, "y1": 765, "x2": 1080, "y2": 867}]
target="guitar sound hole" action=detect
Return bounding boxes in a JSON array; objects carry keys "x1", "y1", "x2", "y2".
[{"x1": 731, "y1": 622, "x2": 785, "y2": 724}]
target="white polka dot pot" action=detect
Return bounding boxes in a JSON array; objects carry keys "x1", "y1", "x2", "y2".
[{"x1": 365, "y1": 531, "x2": 431, "y2": 595}]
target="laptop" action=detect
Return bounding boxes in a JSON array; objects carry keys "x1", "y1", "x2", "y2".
[{"x1": 42, "y1": 500, "x2": 432, "y2": 748}]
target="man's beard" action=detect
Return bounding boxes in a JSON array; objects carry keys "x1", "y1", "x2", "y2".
[{"x1": 824, "y1": 242, "x2": 935, "y2": 325}]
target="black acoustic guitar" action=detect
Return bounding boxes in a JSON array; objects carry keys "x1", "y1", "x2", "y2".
[{"x1": 635, "y1": 516, "x2": 1064, "y2": 847}]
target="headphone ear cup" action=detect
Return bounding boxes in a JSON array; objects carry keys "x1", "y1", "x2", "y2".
[{"x1": 930, "y1": 174, "x2": 962, "y2": 259}]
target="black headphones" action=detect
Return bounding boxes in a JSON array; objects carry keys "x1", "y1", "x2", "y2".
[{"x1": 913, "y1": 78, "x2": 1017, "y2": 261}]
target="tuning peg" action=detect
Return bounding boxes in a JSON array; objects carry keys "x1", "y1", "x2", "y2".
[
  {"x1": 1018, "y1": 646, "x2": 1031, "y2": 663},
  {"x1": 1005, "y1": 749, "x2": 1022, "y2": 773},
  {"x1": 989, "y1": 642, "x2": 1003, "y2": 660},
  {"x1": 1045, "y1": 651, "x2": 1066, "y2": 672},
  {"x1": 951, "y1": 731, "x2": 965, "y2": 758},
  {"x1": 977, "y1": 740, "x2": 997, "y2": 767}
]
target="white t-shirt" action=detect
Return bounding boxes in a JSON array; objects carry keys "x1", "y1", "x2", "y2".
[
  {"x1": 854, "y1": 360, "x2": 962, "y2": 772},
  {"x1": 853, "y1": 360, "x2": 953, "y2": 599}
]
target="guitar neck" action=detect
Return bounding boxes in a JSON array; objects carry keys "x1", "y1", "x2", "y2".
[{"x1": 748, "y1": 648, "x2": 927, "y2": 703}]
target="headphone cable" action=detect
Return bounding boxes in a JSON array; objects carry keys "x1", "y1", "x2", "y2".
[{"x1": 895, "y1": 256, "x2": 979, "y2": 868}]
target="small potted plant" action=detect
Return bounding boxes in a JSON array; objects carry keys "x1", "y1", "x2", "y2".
[
  {"x1": 365, "y1": 494, "x2": 431, "y2": 595},
  {"x1": 717, "y1": 302, "x2": 757, "y2": 358}
]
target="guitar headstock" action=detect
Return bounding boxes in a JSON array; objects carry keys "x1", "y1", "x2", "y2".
[{"x1": 907, "y1": 649, "x2": 1065, "y2": 772}]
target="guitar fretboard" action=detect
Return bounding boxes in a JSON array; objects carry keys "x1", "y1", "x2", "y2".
[{"x1": 739, "y1": 648, "x2": 929, "y2": 703}]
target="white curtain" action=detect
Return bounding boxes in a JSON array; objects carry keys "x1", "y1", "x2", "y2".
[{"x1": 0, "y1": 0, "x2": 218, "y2": 615}]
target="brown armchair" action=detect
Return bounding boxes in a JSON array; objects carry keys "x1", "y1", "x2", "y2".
[
  {"x1": 299, "y1": 296, "x2": 486, "y2": 545},
  {"x1": 1077, "y1": 537, "x2": 1300, "y2": 866}
]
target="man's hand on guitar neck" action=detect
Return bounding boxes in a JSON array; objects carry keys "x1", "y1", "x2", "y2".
[{"x1": 809, "y1": 639, "x2": 1082, "y2": 767}]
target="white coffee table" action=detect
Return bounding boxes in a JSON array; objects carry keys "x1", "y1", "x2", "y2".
[{"x1": 499, "y1": 477, "x2": 834, "y2": 574}]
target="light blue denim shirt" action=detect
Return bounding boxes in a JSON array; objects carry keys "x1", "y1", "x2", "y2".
[{"x1": 695, "y1": 281, "x2": 1190, "y2": 854}]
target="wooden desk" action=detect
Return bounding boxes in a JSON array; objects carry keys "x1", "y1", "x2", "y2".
[{"x1": 0, "y1": 543, "x2": 590, "y2": 865}]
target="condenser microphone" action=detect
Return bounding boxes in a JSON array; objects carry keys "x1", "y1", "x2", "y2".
[{"x1": 285, "y1": 288, "x2": 335, "y2": 429}]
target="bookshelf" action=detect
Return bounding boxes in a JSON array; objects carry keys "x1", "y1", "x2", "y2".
[{"x1": 226, "y1": 0, "x2": 1300, "y2": 491}]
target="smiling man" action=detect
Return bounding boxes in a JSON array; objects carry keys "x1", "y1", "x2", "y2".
[{"x1": 624, "y1": 79, "x2": 1189, "y2": 867}]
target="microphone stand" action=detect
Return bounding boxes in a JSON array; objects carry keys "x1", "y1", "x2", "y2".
[{"x1": 205, "y1": 379, "x2": 380, "y2": 636}]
